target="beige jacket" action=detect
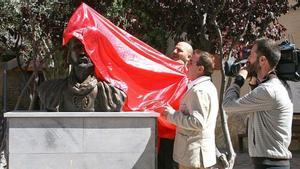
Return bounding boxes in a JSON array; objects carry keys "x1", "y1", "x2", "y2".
[{"x1": 167, "y1": 76, "x2": 219, "y2": 168}]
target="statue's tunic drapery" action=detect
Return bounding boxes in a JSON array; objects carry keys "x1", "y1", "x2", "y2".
[{"x1": 38, "y1": 75, "x2": 125, "y2": 112}]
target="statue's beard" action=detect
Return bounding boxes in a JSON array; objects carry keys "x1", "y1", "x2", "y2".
[{"x1": 73, "y1": 64, "x2": 94, "y2": 83}]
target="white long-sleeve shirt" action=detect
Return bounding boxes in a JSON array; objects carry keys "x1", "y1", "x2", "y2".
[{"x1": 223, "y1": 77, "x2": 293, "y2": 159}]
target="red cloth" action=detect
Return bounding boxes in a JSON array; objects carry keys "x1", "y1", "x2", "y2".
[{"x1": 63, "y1": 3, "x2": 188, "y2": 139}]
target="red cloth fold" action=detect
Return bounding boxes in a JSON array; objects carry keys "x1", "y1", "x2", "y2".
[{"x1": 63, "y1": 3, "x2": 188, "y2": 138}]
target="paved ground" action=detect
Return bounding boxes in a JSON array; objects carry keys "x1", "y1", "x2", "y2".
[
  {"x1": 0, "y1": 150, "x2": 299, "y2": 168},
  {"x1": 234, "y1": 151, "x2": 300, "y2": 169}
]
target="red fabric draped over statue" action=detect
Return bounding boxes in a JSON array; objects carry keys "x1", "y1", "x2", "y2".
[{"x1": 63, "y1": 3, "x2": 188, "y2": 139}]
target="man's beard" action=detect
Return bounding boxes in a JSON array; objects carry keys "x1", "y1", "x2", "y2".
[{"x1": 247, "y1": 60, "x2": 260, "y2": 78}]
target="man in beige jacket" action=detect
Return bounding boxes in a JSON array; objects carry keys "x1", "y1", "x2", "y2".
[{"x1": 163, "y1": 50, "x2": 219, "y2": 169}]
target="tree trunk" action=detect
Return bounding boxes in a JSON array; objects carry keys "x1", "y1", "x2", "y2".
[{"x1": 214, "y1": 19, "x2": 236, "y2": 169}]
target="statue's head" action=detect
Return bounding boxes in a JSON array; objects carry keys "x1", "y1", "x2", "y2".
[{"x1": 68, "y1": 38, "x2": 94, "y2": 82}]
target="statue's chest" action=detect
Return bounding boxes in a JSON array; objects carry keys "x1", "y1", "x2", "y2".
[{"x1": 60, "y1": 86, "x2": 98, "y2": 112}]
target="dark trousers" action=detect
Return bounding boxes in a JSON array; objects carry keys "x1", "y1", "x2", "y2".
[
  {"x1": 158, "y1": 138, "x2": 178, "y2": 169},
  {"x1": 252, "y1": 157, "x2": 290, "y2": 169},
  {"x1": 254, "y1": 164, "x2": 290, "y2": 169}
]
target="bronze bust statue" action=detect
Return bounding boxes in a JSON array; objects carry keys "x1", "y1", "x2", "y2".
[{"x1": 38, "y1": 38, "x2": 125, "y2": 112}]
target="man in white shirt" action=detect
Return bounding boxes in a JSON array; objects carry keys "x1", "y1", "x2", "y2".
[{"x1": 223, "y1": 38, "x2": 293, "y2": 169}]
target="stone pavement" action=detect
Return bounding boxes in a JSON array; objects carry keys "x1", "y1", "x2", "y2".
[
  {"x1": 0, "y1": 151, "x2": 299, "y2": 169},
  {"x1": 233, "y1": 151, "x2": 300, "y2": 169}
]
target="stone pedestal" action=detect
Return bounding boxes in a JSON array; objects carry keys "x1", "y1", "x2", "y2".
[{"x1": 4, "y1": 111, "x2": 159, "y2": 169}]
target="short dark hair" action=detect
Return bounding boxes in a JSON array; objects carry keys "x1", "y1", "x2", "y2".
[
  {"x1": 194, "y1": 49, "x2": 215, "y2": 76},
  {"x1": 255, "y1": 38, "x2": 281, "y2": 69}
]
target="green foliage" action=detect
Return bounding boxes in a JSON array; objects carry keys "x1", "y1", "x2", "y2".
[
  {"x1": 0, "y1": 1, "x2": 89, "y2": 77},
  {"x1": 123, "y1": 0, "x2": 288, "y2": 56},
  {"x1": 0, "y1": 50, "x2": 17, "y2": 62},
  {"x1": 0, "y1": 0, "x2": 169, "y2": 77},
  {"x1": 0, "y1": 0, "x2": 73, "y2": 77},
  {"x1": 104, "y1": 0, "x2": 170, "y2": 52},
  {"x1": 0, "y1": 0, "x2": 289, "y2": 73}
]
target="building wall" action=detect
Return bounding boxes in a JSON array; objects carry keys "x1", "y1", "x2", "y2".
[{"x1": 279, "y1": 7, "x2": 300, "y2": 47}]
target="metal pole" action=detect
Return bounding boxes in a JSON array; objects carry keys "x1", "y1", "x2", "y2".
[{"x1": 2, "y1": 63, "x2": 7, "y2": 113}]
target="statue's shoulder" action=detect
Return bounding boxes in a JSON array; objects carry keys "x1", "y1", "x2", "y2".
[
  {"x1": 96, "y1": 81, "x2": 126, "y2": 97},
  {"x1": 95, "y1": 80, "x2": 126, "y2": 111}
]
